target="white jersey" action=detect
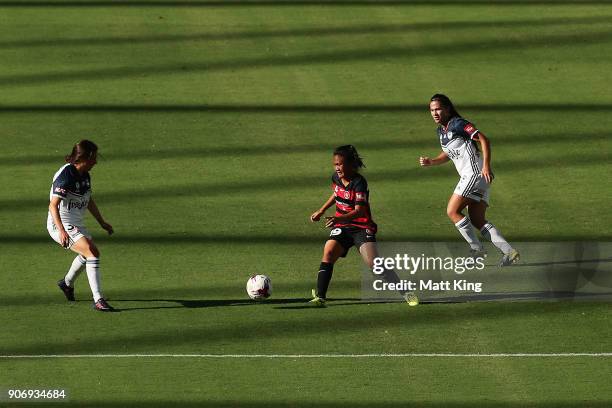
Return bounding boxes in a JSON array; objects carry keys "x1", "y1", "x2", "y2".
[
  {"x1": 47, "y1": 164, "x2": 92, "y2": 227},
  {"x1": 438, "y1": 116, "x2": 483, "y2": 176}
]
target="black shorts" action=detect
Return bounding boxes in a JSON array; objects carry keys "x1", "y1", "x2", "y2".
[{"x1": 327, "y1": 226, "x2": 377, "y2": 257}]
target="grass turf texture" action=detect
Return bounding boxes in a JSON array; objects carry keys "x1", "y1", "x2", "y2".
[{"x1": 1, "y1": 1, "x2": 611, "y2": 406}]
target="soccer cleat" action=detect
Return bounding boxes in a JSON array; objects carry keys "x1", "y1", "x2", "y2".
[
  {"x1": 499, "y1": 249, "x2": 520, "y2": 267},
  {"x1": 403, "y1": 292, "x2": 419, "y2": 307},
  {"x1": 469, "y1": 248, "x2": 487, "y2": 259},
  {"x1": 57, "y1": 279, "x2": 75, "y2": 302},
  {"x1": 308, "y1": 289, "x2": 326, "y2": 307},
  {"x1": 93, "y1": 298, "x2": 115, "y2": 312}
]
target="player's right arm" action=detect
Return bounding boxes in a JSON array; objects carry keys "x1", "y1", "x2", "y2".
[
  {"x1": 49, "y1": 196, "x2": 70, "y2": 247},
  {"x1": 419, "y1": 151, "x2": 449, "y2": 167},
  {"x1": 311, "y1": 193, "x2": 335, "y2": 222}
]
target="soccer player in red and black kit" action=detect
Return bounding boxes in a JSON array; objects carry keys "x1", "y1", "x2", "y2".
[{"x1": 309, "y1": 145, "x2": 418, "y2": 307}]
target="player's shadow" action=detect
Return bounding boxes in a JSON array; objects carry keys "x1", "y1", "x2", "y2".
[{"x1": 112, "y1": 297, "x2": 359, "y2": 311}]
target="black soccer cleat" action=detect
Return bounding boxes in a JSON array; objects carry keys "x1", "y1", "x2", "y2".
[
  {"x1": 93, "y1": 298, "x2": 115, "y2": 312},
  {"x1": 57, "y1": 279, "x2": 75, "y2": 302}
]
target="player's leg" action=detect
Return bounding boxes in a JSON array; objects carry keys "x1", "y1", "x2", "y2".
[
  {"x1": 314, "y1": 239, "x2": 346, "y2": 301},
  {"x1": 48, "y1": 222, "x2": 83, "y2": 301},
  {"x1": 70, "y1": 237, "x2": 113, "y2": 311},
  {"x1": 357, "y1": 237, "x2": 418, "y2": 306},
  {"x1": 447, "y1": 193, "x2": 483, "y2": 251},
  {"x1": 469, "y1": 202, "x2": 519, "y2": 265},
  {"x1": 57, "y1": 254, "x2": 86, "y2": 302}
]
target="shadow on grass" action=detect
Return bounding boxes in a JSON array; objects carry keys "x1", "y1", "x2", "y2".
[
  {"x1": 0, "y1": 129, "x2": 608, "y2": 168},
  {"x1": 2, "y1": 103, "x2": 612, "y2": 114},
  {"x1": 1, "y1": 147, "x2": 609, "y2": 212},
  {"x1": 112, "y1": 297, "x2": 364, "y2": 311},
  {"x1": 3, "y1": 298, "x2": 602, "y2": 356},
  {"x1": 0, "y1": 281, "x2": 359, "y2": 307},
  {"x1": 1, "y1": 27, "x2": 612, "y2": 86},
  {"x1": 2, "y1": 15, "x2": 611, "y2": 49}
]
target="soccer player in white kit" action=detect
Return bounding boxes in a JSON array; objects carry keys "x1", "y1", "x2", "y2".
[
  {"x1": 419, "y1": 94, "x2": 519, "y2": 266},
  {"x1": 47, "y1": 140, "x2": 115, "y2": 311}
]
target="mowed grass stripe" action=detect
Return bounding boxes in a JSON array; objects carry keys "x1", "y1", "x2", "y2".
[{"x1": 2, "y1": 353, "x2": 612, "y2": 358}]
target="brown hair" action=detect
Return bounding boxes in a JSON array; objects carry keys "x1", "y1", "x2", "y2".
[
  {"x1": 65, "y1": 140, "x2": 98, "y2": 164},
  {"x1": 430, "y1": 93, "x2": 460, "y2": 118},
  {"x1": 334, "y1": 144, "x2": 365, "y2": 169}
]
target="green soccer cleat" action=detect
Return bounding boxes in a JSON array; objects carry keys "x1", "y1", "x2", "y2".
[
  {"x1": 499, "y1": 249, "x2": 520, "y2": 267},
  {"x1": 308, "y1": 289, "x2": 326, "y2": 307},
  {"x1": 404, "y1": 291, "x2": 419, "y2": 307}
]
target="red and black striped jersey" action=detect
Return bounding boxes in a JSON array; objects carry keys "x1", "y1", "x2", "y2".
[{"x1": 332, "y1": 173, "x2": 377, "y2": 232}]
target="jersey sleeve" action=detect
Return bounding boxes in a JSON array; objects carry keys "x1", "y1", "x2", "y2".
[
  {"x1": 455, "y1": 118, "x2": 480, "y2": 140},
  {"x1": 353, "y1": 176, "x2": 369, "y2": 206},
  {"x1": 51, "y1": 167, "x2": 75, "y2": 199}
]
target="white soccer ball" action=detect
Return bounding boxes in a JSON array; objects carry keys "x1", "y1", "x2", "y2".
[{"x1": 246, "y1": 274, "x2": 272, "y2": 300}]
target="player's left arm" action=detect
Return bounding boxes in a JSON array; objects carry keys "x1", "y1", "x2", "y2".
[
  {"x1": 475, "y1": 132, "x2": 493, "y2": 183},
  {"x1": 87, "y1": 198, "x2": 114, "y2": 235},
  {"x1": 324, "y1": 205, "x2": 367, "y2": 228}
]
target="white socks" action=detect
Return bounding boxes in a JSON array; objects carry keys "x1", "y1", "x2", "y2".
[
  {"x1": 454, "y1": 217, "x2": 483, "y2": 251},
  {"x1": 480, "y1": 222, "x2": 513, "y2": 255},
  {"x1": 64, "y1": 255, "x2": 86, "y2": 287},
  {"x1": 86, "y1": 257, "x2": 103, "y2": 302}
]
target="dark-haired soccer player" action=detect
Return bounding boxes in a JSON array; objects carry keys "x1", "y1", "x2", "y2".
[
  {"x1": 419, "y1": 94, "x2": 519, "y2": 266},
  {"x1": 47, "y1": 140, "x2": 115, "y2": 311},
  {"x1": 309, "y1": 145, "x2": 418, "y2": 306}
]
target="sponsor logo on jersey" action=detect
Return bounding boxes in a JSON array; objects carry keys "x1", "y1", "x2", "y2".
[
  {"x1": 356, "y1": 192, "x2": 365, "y2": 201},
  {"x1": 447, "y1": 149, "x2": 462, "y2": 160},
  {"x1": 68, "y1": 199, "x2": 89, "y2": 210},
  {"x1": 54, "y1": 187, "x2": 66, "y2": 195}
]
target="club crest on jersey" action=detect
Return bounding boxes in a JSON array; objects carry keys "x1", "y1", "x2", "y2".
[{"x1": 344, "y1": 192, "x2": 350, "y2": 199}]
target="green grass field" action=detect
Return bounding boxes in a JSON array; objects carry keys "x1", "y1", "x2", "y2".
[{"x1": 1, "y1": 1, "x2": 611, "y2": 406}]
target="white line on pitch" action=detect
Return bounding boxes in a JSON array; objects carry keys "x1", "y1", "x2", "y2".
[{"x1": 1, "y1": 353, "x2": 611, "y2": 359}]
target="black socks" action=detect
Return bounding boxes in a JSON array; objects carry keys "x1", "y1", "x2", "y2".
[{"x1": 316, "y1": 262, "x2": 334, "y2": 299}]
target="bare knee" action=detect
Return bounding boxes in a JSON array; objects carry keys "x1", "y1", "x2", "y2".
[
  {"x1": 321, "y1": 241, "x2": 342, "y2": 264},
  {"x1": 321, "y1": 250, "x2": 337, "y2": 264},
  {"x1": 446, "y1": 207, "x2": 464, "y2": 223}
]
